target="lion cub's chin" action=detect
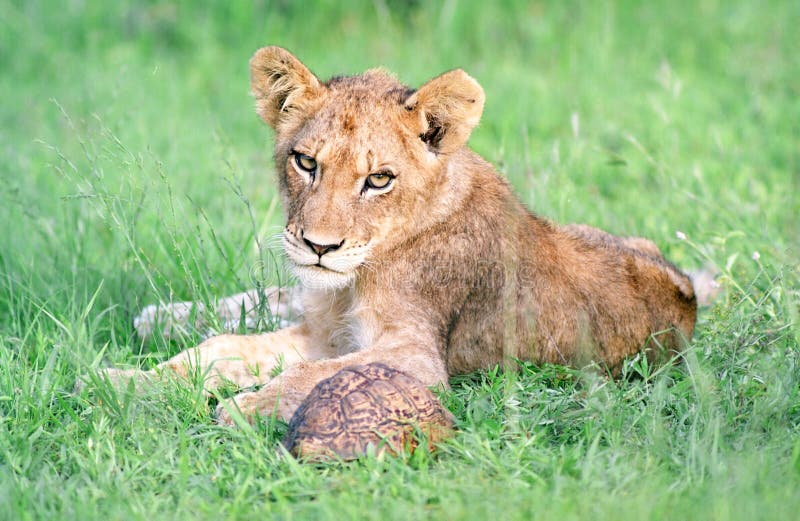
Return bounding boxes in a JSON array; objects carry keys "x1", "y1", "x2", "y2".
[{"x1": 290, "y1": 264, "x2": 355, "y2": 291}]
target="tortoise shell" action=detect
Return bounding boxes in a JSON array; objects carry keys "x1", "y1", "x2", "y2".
[{"x1": 284, "y1": 363, "x2": 454, "y2": 460}]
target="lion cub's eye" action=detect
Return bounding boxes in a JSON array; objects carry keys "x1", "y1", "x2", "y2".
[
  {"x1": 294, "y1": 153, "x2": 317, "y2": 173},
  {"x1": 364, "y1": 172, "x2": 394, "y2": 191}
]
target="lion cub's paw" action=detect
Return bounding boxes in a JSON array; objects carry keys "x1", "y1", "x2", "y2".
[
  {"x1": 73, "y1": 368, "x2": 152, "y2": 394},
  {"x1": 214, "y1": 391, "x2": 262, "y2": 427},
  {"x1": 134, "y1": 302, "x2": 204, "y2": 340},
  {"x1": 214, "y1": 387, "x2": 299, "y2": 427}
]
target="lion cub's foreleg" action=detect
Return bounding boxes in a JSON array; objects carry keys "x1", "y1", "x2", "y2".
[
  {"x1": 215, "y1": 339, "x2": 448, "y2": 425},
  {"x1": 93, "y1": 324, "x2": 328, "y2": 393}
]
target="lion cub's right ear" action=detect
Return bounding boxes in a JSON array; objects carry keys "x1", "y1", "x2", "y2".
[{"x1": 250, "y1": 46, "x2": 324, "y2": 130}]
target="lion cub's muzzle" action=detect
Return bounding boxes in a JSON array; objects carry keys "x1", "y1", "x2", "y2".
[
  {"x1": 282, "y1": 228, "x2": 371, "y2": 289},
  {"x1": 301, "y1": 232, "x2": 345, "y2": 257}
]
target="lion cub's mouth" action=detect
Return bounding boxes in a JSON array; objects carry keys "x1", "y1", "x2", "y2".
[
  {"x1": 282, "y1": 232, "x2": 369, "y2": 290},
  {"x1": 289, "y1": 263, "x2": 356, "y2": 290},
  {"x1": 309, "y1": 263, "x2": 345, "y2": 274}
]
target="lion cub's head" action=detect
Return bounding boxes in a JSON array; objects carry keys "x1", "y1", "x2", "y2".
[{"x1": 250, "y1": 46, "x2": 485, "y2": 290}]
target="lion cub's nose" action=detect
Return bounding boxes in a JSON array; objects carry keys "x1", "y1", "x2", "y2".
[{"x1": 302, "y1": 232, "x2": 344, "y2": 257}]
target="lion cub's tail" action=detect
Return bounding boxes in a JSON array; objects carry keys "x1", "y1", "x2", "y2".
[{"x1": 687, "y1": 267, "x2": 722, "y2": 307}]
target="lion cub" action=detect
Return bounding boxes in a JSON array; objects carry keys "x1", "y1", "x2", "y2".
[{"x1": 99, "y1": 47, "x2": 697, "y2": 424}]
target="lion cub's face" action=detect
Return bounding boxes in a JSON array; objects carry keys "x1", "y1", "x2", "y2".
[{"x1": 250, "y1": 47, "x2": 484, "y2": 289}]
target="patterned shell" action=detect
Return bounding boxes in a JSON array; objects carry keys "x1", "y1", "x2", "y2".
[{"x1": 284, "y1": 363, "x2": 455, "y2": 461}]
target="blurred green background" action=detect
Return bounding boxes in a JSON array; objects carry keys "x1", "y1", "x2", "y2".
[
  {"x1": 1, "y1": 1, "x2": 799, "y2": 519},
  {"x1": 2, "y1": 1, "x2": 797, "y2": 314}
]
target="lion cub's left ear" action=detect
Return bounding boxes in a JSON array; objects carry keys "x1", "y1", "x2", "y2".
[
  {"x1": 404, "y1": 70, "x2": 485, "y2": 154},
  {"x1": 250, "y1": 46, "x2": 325, "y2": 131}
]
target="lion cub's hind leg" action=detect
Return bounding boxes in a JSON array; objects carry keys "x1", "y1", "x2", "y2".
[{"x1": 133, "y1": 286, "x2": 304, "y2": 341}]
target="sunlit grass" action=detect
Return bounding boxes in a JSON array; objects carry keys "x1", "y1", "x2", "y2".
[{"x1": 1, "y1": 1, "x2": 798, "y2": 519}]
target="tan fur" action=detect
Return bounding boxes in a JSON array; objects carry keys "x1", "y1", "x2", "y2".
[{"x1": 94, "y1": 47, "x2": 697, "y2": 424}]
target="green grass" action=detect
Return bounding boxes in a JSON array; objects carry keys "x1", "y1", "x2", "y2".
[{"x1": 1, "y1": 0, "x2": 799, "y2": 519}]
